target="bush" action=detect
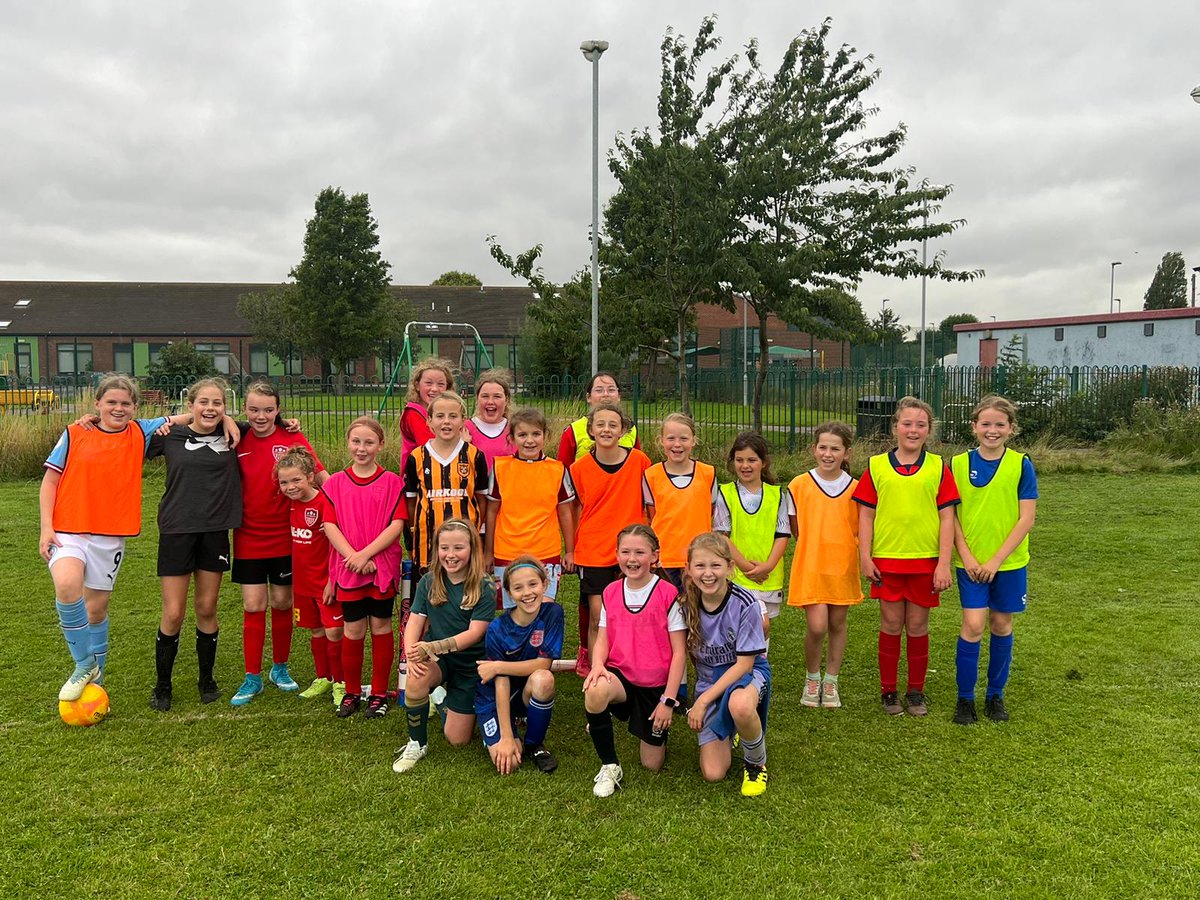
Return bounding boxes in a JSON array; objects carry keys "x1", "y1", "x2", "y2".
[
  {"x1": 1101, "y1": 400, "x2": 1200, "y2": 461},
  {"x1": 1057, "y1": 367, "x2": 1194, "y2": 442}
]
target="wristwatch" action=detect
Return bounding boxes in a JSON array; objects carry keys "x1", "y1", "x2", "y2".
[{"x1": 659, "y1": 695, "x2": 679, "y2": 708}]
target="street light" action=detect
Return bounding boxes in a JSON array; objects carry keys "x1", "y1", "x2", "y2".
[
  {"x1": 880, "y1": 298, "x2": 891, "y2": 367},
  {"x1": 1192, "y1": 266, "x2": 1200, "y2": 307},
  {"x1": 920, "y1": 185, "x2": 946, "y2": 384},
  {"x1": 1192, "y1": 84, "x2": 1200, "y2": 104},
  {"x1": 580, "y1": 39, "x2": 609, "y2": 376},
  {"x1": 1109, "y1": 260, "x2": 1122, "y2": 314}
]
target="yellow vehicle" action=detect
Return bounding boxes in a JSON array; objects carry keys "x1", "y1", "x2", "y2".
[{"x1": 0, "y1": 376, "x2": 58, "y2": 412}]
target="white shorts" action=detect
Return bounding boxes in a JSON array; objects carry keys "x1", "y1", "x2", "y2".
[
  {"x1": 744, "y1": 587, "x2": 783, "y2": 620},
  {"x1": 48, "y1": 533, "x2": 127, "y2": 592},
  {"x1": 498, "y1": 563, "x2": 562, "y2": 610}
]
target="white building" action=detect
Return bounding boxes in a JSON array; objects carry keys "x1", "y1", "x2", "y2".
[{"x1": 954, "y1": 307, "x2": 1200, "y2": 368}]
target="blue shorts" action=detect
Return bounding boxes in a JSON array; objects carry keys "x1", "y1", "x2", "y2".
[
  {"x1": 498, "y1": 564, "x2": 561, "y2": 610},
  {"x1": 956, "y1": 567, "x2": 1027, "y2": 614},
  {"x1": 697, "y1": 667, "x2": 770, "y2": 746},
  {"x1": 476, "y1": 676, "x2": 529, "y2": 747}
]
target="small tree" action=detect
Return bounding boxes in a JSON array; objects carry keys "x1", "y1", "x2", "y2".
[
  {"x1": 432, "y1": 271, "x2": 482, "y2": 287},
  {"x1": 938, "y1": 312, "x2": 979, "y2": 354},
  {"x1": 1143, "y1": 252, "x2": 1187, "y2": 309},
  {"x1": 147, "y1": 341, "x2": 219, "y2": 387}
]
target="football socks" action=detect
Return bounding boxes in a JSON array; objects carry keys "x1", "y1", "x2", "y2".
[
  {"x1": 525, "y1": 695, "x2": 554, "y2": 748},
  {"x1": 155, "y1": 630, "x2": 180, "y2": 688},
  {"x1": 741, "y1": 729, "x2": 767, "y2": 767},
  {"x1": 342, "y1": 636, "x2": 365, "y2": 696},
  {"x1": 586, "y1": 710, "x2": 618, "y2": 766},
  {"x1": 987, "y1": 633, "x2": 1014, "y2": 700},
  {"x1": 196, "y1": 628, "x2": 219, "y2": 684},
  {"x1": 56, "y1": 598, "x2": 93, "y2": 665},
  {"x1": 877, "y1": 631, "x2": 901, "y2": 693},
  {"x1": 270, "y1": 607, "x2": 293, "y2": 665},
  {"x1": 906, "y1": 633, "x2": 929, "y2": 692},
  {"x1": 310, "y1": 633, "x2": 329, "y2": 680},
  {"x1": 956, "y1": 637, "x2": 981, "y2": 701},
  {"x1": 370, "y1": 630, "x2": 395, "y2": 697},
  {"x1": 406, "y1": 695, "x2": 430, "y2": 747},
  {"x1": 242, "y1": 610, "x2": 266, "y2": 676}
]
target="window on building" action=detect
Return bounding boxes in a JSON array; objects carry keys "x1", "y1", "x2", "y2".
[
  {"x1": 56, "y1": 343, "x2": 93, "y2": 375},
  {"x1": 249, "y1": 345, "x2": 270, "y2": 375},
  {"x1": 1097, "y1": 325, "x2": 1107, "y2": 339},
  {"x1": 194, "y1": 342, "x2": 231, "y2": 374},
  {"x1": 461, "y1": 344, "x2": 496, "y2": 371},
  {"x1": 15, "y1": 342, "x2": 32, "y2": 380},
  {"x1": 148, "y1": 343, "x2": 168, "y2": 365},
  {"x1": 1144, "y1": 323, "x2": 1155, "y2": 337},
  {"x1": 284, "y1": 349, "x2": 303, "y2": 376},
  {"x1": 112, "y1": 343, "x2": 133, "y2": 374},
  {"x1": 1195, "y1": 320, "x2": 1200, "y2": 336},
  {"x1": 1053, "y1": 327, "x2": 1064, "y2": 341}
]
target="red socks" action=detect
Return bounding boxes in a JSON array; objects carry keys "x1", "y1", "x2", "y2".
[
  {"x1": 309, "y1": 633, "x2": 329, "y2": 679},
  {"x1": 878, "y1": 631, "x2": 901, "y2": 692},
  {"x1": 370, "y1": 629, "x2": 395, "y2": 697},
  {"x1": 342, "y1": 637, "x2": 365, "y2": 695},
  {"x1": 243, "y1": 610, "x2": 266, "y2": 675},
  {"x1": 578, "y1": 600, "x2": 590, "y2": 647},
  {"x1": 906, "y1": 633, "x2": 930, "y2": 692},
  {"x1": 326, "y1": 638, "x2": 344, "y2": 683},
  {"x1": 270, "y1": 607, "x2": 293, "y2": 665}
]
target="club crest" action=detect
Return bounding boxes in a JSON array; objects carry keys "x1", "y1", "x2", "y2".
[
  {"x1": 530, "y1": 629, "x2": 544, "y2": 648},
  {"x1": 304, "y1": 508, "x2": 319, "y2": 528},
  {"x1": 457, "y1": 461, "x2": 470, "y2": 479},
  {"x1": 273, "y1": 445, "x2": 289, "y2": 461},
  {"x1": 483, "y1": 717, "x2": 498, "y2": 737}
]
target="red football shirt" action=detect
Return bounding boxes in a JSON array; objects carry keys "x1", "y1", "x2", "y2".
[
  {"x1": 289, "y1": 490, "x2": 332, "y2": 598},
  {"x1": 234, "y1": 427, "x2": 325, "y2": 559}
]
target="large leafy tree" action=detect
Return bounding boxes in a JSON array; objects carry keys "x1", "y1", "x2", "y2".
[
  {"x1": 147, "y1": 340, "x2": 219, "y2": 386},
  {"x1": 1143, "y1": 252, "x2": 1187, "y2": 309},
  {"x1": 602, "y1": 18, "x2": 738, "y2": 413},
  {"x1": 721, "y1": 19, "x2": 981, "y2": 427}
]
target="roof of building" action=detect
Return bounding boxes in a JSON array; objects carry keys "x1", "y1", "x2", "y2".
[
  {"x1": 0, "y1": 281, "x2": 534, "y2": 337},
  {"x1": 955, "y1": 306, "x2": 1200, "y2": 333}
]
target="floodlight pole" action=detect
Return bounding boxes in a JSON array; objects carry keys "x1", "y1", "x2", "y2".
[
  {"x1": 581, "y1": 39, "x2": 609, "y2": 376},
  {"x1": 1109, "y1": 261, "x2": 1121, "y2": 314}
]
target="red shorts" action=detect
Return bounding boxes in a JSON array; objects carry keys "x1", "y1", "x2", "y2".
[
  {"x1": 294, "y1": 593, "x2": 345, "y2": 630},
  {"x1": 871, "y1": 571, "x2": 941, "y2": 608}
]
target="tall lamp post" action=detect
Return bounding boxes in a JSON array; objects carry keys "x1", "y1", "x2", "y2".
[
  {"x1": 580, "y1": 39, "x2": 609, "y2": 376},
  {"x1": 1109, "y1": 260, "x2": 1122, "y2": 314},
  {"x1": 1192, "y1": 266, "x2": 1200, "y2": 307},
  {"x1": 1114, "y1": 298, "x2": 1121, "y2": 313},
  {"x1": 880, "y1": 298, "x2": 891, "y2": 367}
]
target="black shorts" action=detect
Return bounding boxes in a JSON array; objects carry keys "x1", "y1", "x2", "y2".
[
  {"x1": 578, "y1": 564, "x2": 621, "y2": 598},
  {"x1": 608, "y1": 665, "x2": 669, "y2": 747},
  {"x1": 341, "y1": 597, "x2": 396, "y2": 623},
  {"x1": 158, "y1": 531, "x2": 231, "y2": 577},
  {"x1": 231, "y1": 555, "x2": 293, "y2": 586},
  {"x1": 436, "y1": 654, "x2": 482, "y2": 715}
]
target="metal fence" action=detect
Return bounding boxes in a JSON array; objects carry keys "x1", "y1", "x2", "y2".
[{"x1": 8, "y1": 364, "x2": 1199, "y2": 450}]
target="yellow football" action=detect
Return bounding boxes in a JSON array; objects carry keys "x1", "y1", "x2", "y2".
[{"x1": 59, "y1": 683, "x2": 110, "y2": 727}]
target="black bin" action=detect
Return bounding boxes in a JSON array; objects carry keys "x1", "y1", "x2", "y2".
[{"x1": 856, "y1": 395, "x2": 897, "y2": 438}]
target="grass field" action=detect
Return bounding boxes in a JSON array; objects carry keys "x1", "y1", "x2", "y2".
[{"x1": 2, "y1": 474, "x2": 1199, "y2": 898}]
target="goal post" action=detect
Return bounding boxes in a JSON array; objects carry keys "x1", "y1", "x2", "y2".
[{"x1": 376, "y1": 321, "x2": 495, "y2": 419}]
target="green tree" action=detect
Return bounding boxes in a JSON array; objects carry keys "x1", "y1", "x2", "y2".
[
  {"x1": 147, "y1": 340, "x2": 219, "y2": 387},
  {"x1": 722, "y1": 19, "x2": 981, "y2": 427},
  {"x1": 1143, "y1": 252, "x2": 1187, "y2": 309},
  {"x1": 237, "y1": 284, "x2": 302, "y2": 365},
  {"x1": 289, "y1": 187, "x2": 394, "y2": 394},
  {"x1": 432, "y1": 270, "x2": 482, "y2": 287},
  {"x1": 602, "y1": 18, "x2": 738, "y2": 413},
  {"x1": 938, "y1": 312, "x2": 979, "y2": 353},
  {"x1": 870, "y1": 307, "x2": 907, "y2": 367}
]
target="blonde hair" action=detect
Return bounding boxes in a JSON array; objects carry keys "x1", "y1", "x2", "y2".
[
  {"x1": 501, "y1": 555, "x2": 549, "y2": 593},
  {"x1": 971, "y1": 395, "x2": 1020, "y2": 435},
  {"x1": 680, "y1": 533, "x2": 735, "y2": 654},
  {"x1": 427, "y1": 518, "x2": 485, "y2": 610},
  {"x1": 474, "y1": 368, "x2": 514, "y2": 418},
  {"x1": 660, "y1": 412, "x2": 697, "y2": 438},
  {"x1": 892, "y1": 396, "x2": 937, "y2": 442},
  {"x1": 273, "y1": 446, "x2": 318, "y2": 483},
  {"x1": 586, "y1": 402, "x2": 633, "y2": 437},
  {"x1": 95, "y1": 373, "x2": 139, "y2": 405},
  {"x1": 429, "y1": 390, "x2": 468, "y2": 419},
  {"x1": 812, "y1": 421, "x2": 854, "y2": 474},
  {"x1": 346, "y1": 416, "x2": 386, "y2": 443},
  {"x1": 406, "y1": 357, "x2": 456, "y2": 403},
  {"x1": 186, "y1": 376, "x2": 229, "y2": 405}
]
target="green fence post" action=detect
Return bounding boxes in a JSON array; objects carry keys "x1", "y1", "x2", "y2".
[
  {"x1": 788, "y1": 366, "x2": 797, "y2": 452},
  {"x1": 632, "y1": 373, "x2": 640, "y2": 429},
  {"x1": 1141, "y1": 365, "x2": 1149, "y2": 398}
]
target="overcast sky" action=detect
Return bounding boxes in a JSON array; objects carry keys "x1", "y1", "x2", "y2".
[{"x1": 3, "y1": 1, "x2": 1199, "y2": 330}]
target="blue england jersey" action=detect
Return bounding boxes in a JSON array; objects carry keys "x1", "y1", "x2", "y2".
[{"x1": 475, "y1": 601, "x2": 565, "y2": 706}]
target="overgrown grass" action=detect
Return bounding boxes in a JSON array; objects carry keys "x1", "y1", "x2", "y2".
[{"x1": 3, "y1": 475, "x2": 1199, "y2": 897}]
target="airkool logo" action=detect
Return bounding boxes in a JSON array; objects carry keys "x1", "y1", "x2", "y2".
[{"x1": 304, "y1": 508, "x2": 319, "y2": 528}]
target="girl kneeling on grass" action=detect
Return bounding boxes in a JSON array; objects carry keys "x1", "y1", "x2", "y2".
[
  {"x1": 474, "y1": 556, "x2": 564, "y2": 775},
  {"x1": 394, "y1": 518, "x2": 496, "y2": 774},
  {"x1": 681, "y1": 532, "x2": 771, "y2": 797},
  {"x1": 853, "y1": 397, "x2": 959, "y2": 717},
  {"x1": 951, "y1": 395, "x2": 1037, "y2": 725},
  {"x1": 786, "y1": 422, "x2": 863, "y2": 709},
  {"x1": 40, "y1": 374, "x2": 187, "y2": 705},
  {"x1": 583, "y1": 524, "x2": 687, "y2": 798}
]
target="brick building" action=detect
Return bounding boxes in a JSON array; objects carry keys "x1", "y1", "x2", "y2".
[{"x1": 692, "y1": 299, "x2": 852, "y2": 370}]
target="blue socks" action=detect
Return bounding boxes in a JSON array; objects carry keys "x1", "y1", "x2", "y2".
[
  {"x1": 987, "y1": 633, "x2": 1014, "y2": 700},
  {"x1": 524, "y1": 695, "x2": 554, "y2": 747},
  {"x1": 956, "y1": 637, "x2": 981, "y2": 700},
  {"x1": 90, "y1": 617, "x2": 110, "y2": 683},
  {"x1": 56, "y1": 599, "x2": 95, "y2": 666}
]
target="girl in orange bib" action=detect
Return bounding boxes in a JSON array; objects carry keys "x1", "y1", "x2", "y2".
[
  {"x1": 787, "y1": 422, "x2": 862, "y2": 710},
  {"x1": 643, "y1": 413, "x2": 716, "y2": 589},
  {"x1": 852, "y1": 397, "x2": 959, "y2": 717}
]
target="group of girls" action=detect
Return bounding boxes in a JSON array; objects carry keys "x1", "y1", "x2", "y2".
[{"x1": 41, "y1": 360, "x2": 1035, "y2": 797}]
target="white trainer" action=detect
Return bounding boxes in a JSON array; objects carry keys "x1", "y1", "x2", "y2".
[
  {"x1": 59, "y1": 661, "x2": 100, "y2": 701},
  {"x1": 821, "y1": 680, "x2": 842, "y2": 709},
  {"x1": 801, "y1": 677, "x2": 821, "y2": 708},
  {"x1": 392, "y1": 740, "x2": 428, "y2": 774},
  {"x1": 592, "y1": 763, "x2": 624, "y2": 798}
]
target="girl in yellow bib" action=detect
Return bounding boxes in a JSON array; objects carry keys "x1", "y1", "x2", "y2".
[
  {"x1": 852, "y1": 397, "x2": 959, "y2": 717},
  {"x1": 644, "y1": 413, "x2": 716, "y2": 589},
  {"x1": 714, "y1": 432, "x2": 791, "y2": 647},
  {"x1": 787, "y1": 422, "x2": 862, "y2": 709},
  {"x1": 951, "y1": 395, "x2": 1037, "y2": 726}
]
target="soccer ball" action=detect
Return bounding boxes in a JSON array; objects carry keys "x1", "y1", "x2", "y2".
[{"x1": 59, "y1": 683, "x2": 110, "y2": 727}]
